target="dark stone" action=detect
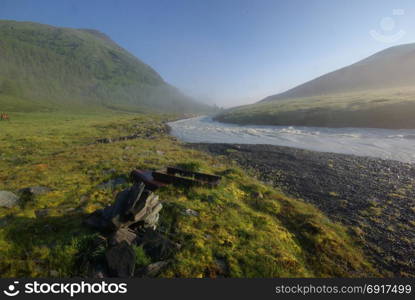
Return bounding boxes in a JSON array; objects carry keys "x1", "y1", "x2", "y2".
[
  {"x1": 105, "y1": 241, "x2": 136, "y2": 278},
  {"x1": 18, "y1": 186, "x2": 52, "y2": 207},
  {"x1": 18, "y1": 186, "x2": 51, "y2": 196},
  {"x1": 84, "y1": 210, "x2": 116, "y2": 233},
  {"x1": 110, "y1": 183, "x2": 147, "y2": 228},
  {"x1": 85, "y1": 184, "x2": 162, "y2": 232},
  {"x1": 90, "y1": 263, "x2": 109, "y2": 279},
  {"x1": 35, "y1": 209, "x2": 51, "y2": 218},
  {"x1": 102, "y1": 188, "x2": 131, "y2": 227},
  {"x1": 136, "y1": 229, "x2": 180, "y2": 261},
  {"x1": 214, "y1": 257, "x2": 229, "y2": 276}
]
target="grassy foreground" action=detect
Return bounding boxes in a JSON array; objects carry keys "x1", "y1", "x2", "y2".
[{"x1": 0, "y1": 112, "x2": 378, "y2": 277}]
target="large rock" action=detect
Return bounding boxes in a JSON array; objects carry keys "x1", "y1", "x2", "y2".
[
  {"x1": 84, "y1": 186, "x2": 134, "y2": 232},
  {"x1": 84, "y1": 209, "x2": 116, "y2": 233},
  {"x1": 85, "y1": 182, "x2": 164, "y2": 247},
  {"x1": 0, "y1": 191, "x2": 19, "y2": 208},
  {"x1": 136, "y1": 229, "x2": 181, "y2": 261},
  {"x1": 18, "y1": 186, "x2": 51, "y2": 207},
  {"x1": 87, "y1": 183, "x2": 163, "y2": 231},
  {"x1": 105, "y1": 241, "x2": 136, "y2": 278}
]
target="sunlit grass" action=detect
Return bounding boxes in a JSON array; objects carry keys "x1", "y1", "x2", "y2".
[
  {"x1": 217, "y1": 88, "x2": 415, "y2": 129},
  {"x1": 0, "y1": 112, "x2": 379, "y2": 277}
]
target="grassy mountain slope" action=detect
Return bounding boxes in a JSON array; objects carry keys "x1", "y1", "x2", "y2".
[
  {"x1": 0, "y1": 112, "x2": 379, "y2": 277},
  {"x1": 216, "y1": 43, "x2": 415, "y2": 128},
  {"x1": 263, "y1": 43, "x2": 415, "y2": 102},
  {"x1": 0, "y1": 20, "x2": 209, "y2": 113}
]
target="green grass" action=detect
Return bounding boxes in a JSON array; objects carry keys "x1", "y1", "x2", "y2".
[
  {"x1": 216, "y1": 88, "x2": 415, "y2": 129},
  {"x1": 134, "y1": 246, "x2": 151, "y2": 268},
  {"x1": 0, "y1": 19, "x2": 211, "y2": 114},
  {"x1": 0, "y1": 112, "x2": 379, "y2": 277}
]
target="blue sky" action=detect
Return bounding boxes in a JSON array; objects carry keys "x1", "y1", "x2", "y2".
[{"x1": 1, "y1": 0, "x2": 415, "y2": 107}]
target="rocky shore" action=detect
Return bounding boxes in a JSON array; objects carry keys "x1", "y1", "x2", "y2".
[{"x1": 190, "y1": 143, "x2": 415, "y2": 277}]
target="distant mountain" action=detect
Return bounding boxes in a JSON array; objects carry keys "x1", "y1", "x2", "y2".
[
  {"x1": 0, "y1": 20, "x2": 210, "y2": 113},
  {"x1": 261, "y1": 43, "x2": 415, "y2": 102},
  {"x1": 216, "y1": 43, "x2": 415, "y2": 129}
]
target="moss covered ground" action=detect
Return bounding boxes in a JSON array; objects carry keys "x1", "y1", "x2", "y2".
[{"x1": 0, "y1": 112, "x2": 378, "y2": 277}]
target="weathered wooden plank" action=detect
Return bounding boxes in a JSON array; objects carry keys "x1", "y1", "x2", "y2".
[
  {"x1": 130, "y1": 169, "x2": 166, "y2": 190},
  {"x1": 166, "y1": 167, "x2": 222, "y2": 183}
]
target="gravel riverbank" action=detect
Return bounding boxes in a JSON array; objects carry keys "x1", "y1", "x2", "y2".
[{"x1": 189, "y1": 143, "x2": 415, "y2": 277}]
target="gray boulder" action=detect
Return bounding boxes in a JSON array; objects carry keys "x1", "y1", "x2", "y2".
[
  {"x1": 105, "y1": 241, "x2": 136, "y2": 278},
  {"x1": 0, "y1": 191, "x2": 19, "y2": 208}
]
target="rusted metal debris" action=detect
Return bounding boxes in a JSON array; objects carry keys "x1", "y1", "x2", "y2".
[
  {"x1": 131, "y1": 167, "x2": 221, "y2": 189},
  {"x1": 130, "y1": 169, "x2": 166, "y2": 191}
]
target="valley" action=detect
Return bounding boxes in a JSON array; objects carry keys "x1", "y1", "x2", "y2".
[{"x1": 0, "y1": 18, "x2": 414, "y2": 279}]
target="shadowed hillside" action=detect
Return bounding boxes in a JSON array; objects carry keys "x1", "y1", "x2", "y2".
[{"x1": 0, "y1": 20, "x2": 210, "y2": 113}]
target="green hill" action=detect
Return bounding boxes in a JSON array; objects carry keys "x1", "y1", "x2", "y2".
[
  {"x1": 0, "y1": 20, "x2": 210, "y2": 113},
  {"x1": 216, "y1": 43, "x2": 415, "y2": 128}
]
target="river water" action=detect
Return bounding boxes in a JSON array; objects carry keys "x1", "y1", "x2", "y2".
[{"x1": 168, "y1": 116, "x2": 415, "y2": 163}]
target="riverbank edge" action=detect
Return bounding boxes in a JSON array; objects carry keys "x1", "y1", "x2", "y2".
[{"x1": 187, "y1": 142, "x2": 415, "y2": 277}]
